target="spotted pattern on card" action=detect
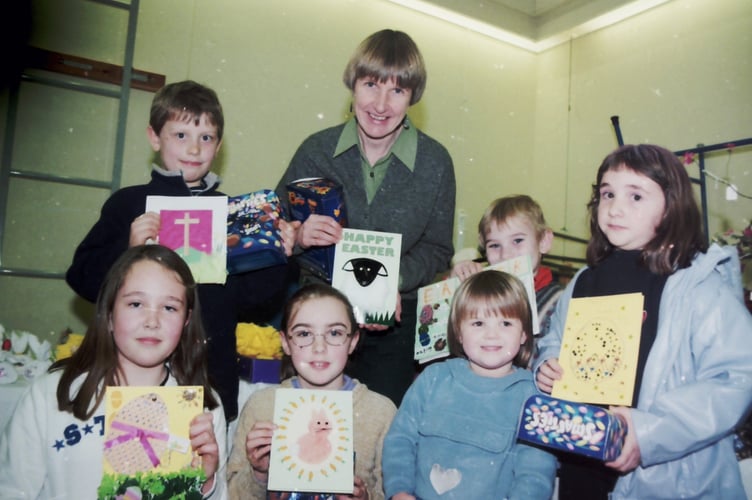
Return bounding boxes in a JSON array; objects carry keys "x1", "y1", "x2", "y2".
[{"x1": 569, "y1": 321, "x2": 623, "y2": 382}]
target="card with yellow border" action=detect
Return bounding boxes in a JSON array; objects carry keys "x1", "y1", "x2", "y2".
[
  {"x1": 267, "y1": 388, "x2": 354, "y2": 495},
  {"x1": 98, "y1": 386, "x2": 205, "y2": 499},
  {"x1": 552, "y1": 293, "x2": 644, "y2": 405}
]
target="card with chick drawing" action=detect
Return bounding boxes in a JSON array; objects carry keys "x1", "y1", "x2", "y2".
[
  {"x1": 267, "y1": 388, "x2": 354, "y2": 494},
  {"x1": 552, "y1": 292, "x2": 644, "y2": 406}
]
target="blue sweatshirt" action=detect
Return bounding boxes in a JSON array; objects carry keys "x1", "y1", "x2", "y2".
[{"x1": 383, "y1": 358, "x2": 556, "y2": 499}]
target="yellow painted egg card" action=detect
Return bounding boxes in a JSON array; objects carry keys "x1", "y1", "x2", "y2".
[{"x1": 98, "y1": 386, "x2": 204, "y2": 499}]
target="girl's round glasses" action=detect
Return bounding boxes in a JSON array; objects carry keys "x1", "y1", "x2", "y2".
[{"x1": 287, "y1": 330, "x2": 352, "y2": 348}]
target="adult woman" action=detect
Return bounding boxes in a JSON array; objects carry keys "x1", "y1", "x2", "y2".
[{"x1": 276, "y1": 29, "x2": 456, "y2": 406}]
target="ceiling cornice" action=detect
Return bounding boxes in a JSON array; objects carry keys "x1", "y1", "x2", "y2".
[{"x1": 384, "y1": 0, "x2": 672, "y2": 53}]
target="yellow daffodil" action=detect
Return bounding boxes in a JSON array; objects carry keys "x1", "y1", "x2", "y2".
[
  {"x1": 236, "y1": 323, "x2": 282, "y2": 359},
  {"x1": 55, "y1": 333, "x2": 84, "y2": 361}
]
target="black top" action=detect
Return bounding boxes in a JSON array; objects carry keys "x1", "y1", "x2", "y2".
[{"x1": 573, "y1": 250, "x2": 668, "y2": 406}]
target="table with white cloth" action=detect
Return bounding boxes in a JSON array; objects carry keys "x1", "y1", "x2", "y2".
[{"x1": 0, "y1": 378, "x2": 31, "y2": 432}]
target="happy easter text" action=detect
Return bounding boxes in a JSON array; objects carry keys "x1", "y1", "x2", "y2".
[{"x1": 342, "y1": 232, "x2": 396, "y2": 257}]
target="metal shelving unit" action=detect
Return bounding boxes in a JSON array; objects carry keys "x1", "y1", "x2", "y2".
[{"x1": 0, "y1": 0, "x2": 163, "y2": 279}]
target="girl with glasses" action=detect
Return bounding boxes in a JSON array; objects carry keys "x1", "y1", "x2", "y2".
[{"x1": 227, "y1": 283, "x2": 397, "y2": 499}]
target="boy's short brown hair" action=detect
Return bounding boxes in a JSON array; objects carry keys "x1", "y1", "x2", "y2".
[
  {"x1": 149, "y1": 80, "x2": 224, "y2": 140},
  {"x1": 342, "y1": 29, "x2": 427, "y2": 106},
  {"x1": 478, "y1": 195, "x2": 549, "y2": 247}
]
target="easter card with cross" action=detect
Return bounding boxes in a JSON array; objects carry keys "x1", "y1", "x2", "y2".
[{"x1": 145, "y1": 195, "x2": 228, "y2": 284}]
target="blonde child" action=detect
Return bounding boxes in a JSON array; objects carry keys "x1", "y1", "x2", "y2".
[
  {"x1": 383, "y1": 270, "x2": 556, "y2": 499},
  {"x1": 451, "y1": 195, "x2": 563, "y2": 337},
  {"x1": 535, "y1": 144, "x2": 752, "y2": 499},
  {"x1": 227, "y1": 284, "x2": 397, "y2": 499},
  {"x1": 0, "y1": 245, "x2": 227, "y2": 498}
]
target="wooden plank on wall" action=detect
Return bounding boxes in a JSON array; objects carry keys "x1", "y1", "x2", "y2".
[{"x1": 24, "y1": 46, "x2": 165, "y2": 92}]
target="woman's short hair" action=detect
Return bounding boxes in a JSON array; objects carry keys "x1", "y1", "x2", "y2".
[{"x1": 342, "y1": 29, "x2": 427, "y2": 106}]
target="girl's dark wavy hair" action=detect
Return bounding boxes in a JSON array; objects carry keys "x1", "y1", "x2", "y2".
[
  {"x1": 586, "y1": 144, "x2": 707, "y2": 274},
  {"x1": 278, "y1": 283, "x2": 360, "y2": 381},
  {"x1": 51, "y1": 245, "x2": 218, "y2": 420},
  {"x1": 447, "y1": 270, "x2": 534, "y2": 369}
]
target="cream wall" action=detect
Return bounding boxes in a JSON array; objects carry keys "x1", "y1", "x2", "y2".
[
  {"x1": 533, "y1": 0, "x2": 752, "y2": 257},
  {"x1": 0, "y1": 0, "x2": 749, "y2": 340}
]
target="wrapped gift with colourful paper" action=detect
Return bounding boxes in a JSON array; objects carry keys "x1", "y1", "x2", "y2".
[
  {"x1": 286, "y1": 177, "x2": 347, "y2": 282},
  {"x1": 227, "y1": 189, "x2": 287, "y2": 274},
  {"x1": 517, "y1": 393, "x2": 627, "y2": 461}
]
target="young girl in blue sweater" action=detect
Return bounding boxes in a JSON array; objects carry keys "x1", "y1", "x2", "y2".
[{"x1": 382, "y1": 270, "x2": 556, "y2": 499}]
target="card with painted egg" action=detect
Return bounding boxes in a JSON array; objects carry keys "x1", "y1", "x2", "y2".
[
  {"x1": 267, "y1": 388, "x2": 354, "y2": 495},
  {"x1": 99, "y1": 386, "x2": 205, "y2": 499},
  {"x1": 552, "y1": 292, "x2": 644, "y2": 406},
  {"x1": 145, "y1": 195, "x2": 229, "y2": 284},
  {"x1": 331, "y1": 228, "x2": 402, "y2": 326}
]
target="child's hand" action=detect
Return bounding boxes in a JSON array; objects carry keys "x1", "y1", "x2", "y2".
[
  {"x1": 246, "y1": 421, "x2": 276, "y2": 481},
  {"x1": 450, "y1": 260, "x2": 484, "y2": 281},
  {"x1": 391, "y1": 493, "x2": 416, "y2": 500},
  {"x1": 279, "y1": 219, "x2": 302, "y2": 256},
  {"x1": 536, "y1": 358, "x2": 563, "y2": 393},
  {"x1": 188, "y1": 411, "x2": 220, "y2": 494},
  {"x1": 606, "y1": 406, "x2": 641, "y2": 473},
  {"x1": 334, "y1": 475, "x2": 369, "y2": 499},
  {"x1": 129, "y1": 212, "x2": 160, "y2": 247},
  {"x1": 296, "y1": 214, "x2": 342, "y2": 249}
]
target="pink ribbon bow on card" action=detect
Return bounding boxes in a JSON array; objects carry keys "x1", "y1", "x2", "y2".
[{"x1": 104, "y1": 420, "x2": 171, "y2": 467}]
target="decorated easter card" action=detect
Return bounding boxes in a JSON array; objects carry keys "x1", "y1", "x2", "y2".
[
  {"x1": 145, "y1": 195, "x2": 228, "y2": 284},
  {"x1": 489, "y1": 254, "x2": 539, "y2": 334},
  {"x1": 267, "y1": 388, "x2": 354, "y2": 495},
  {"x1": 98, "y1": 386, "x2": 205, "y2": 499},
  {"x1": 552, "y1": 292, "x2": 644, "y2": 405},
  {"x1": 414, "y1": 277, "x2": 459, "y2": 364},
  {"x1": 331, "y1": 228, "x2": 401, "y2": 326}
]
